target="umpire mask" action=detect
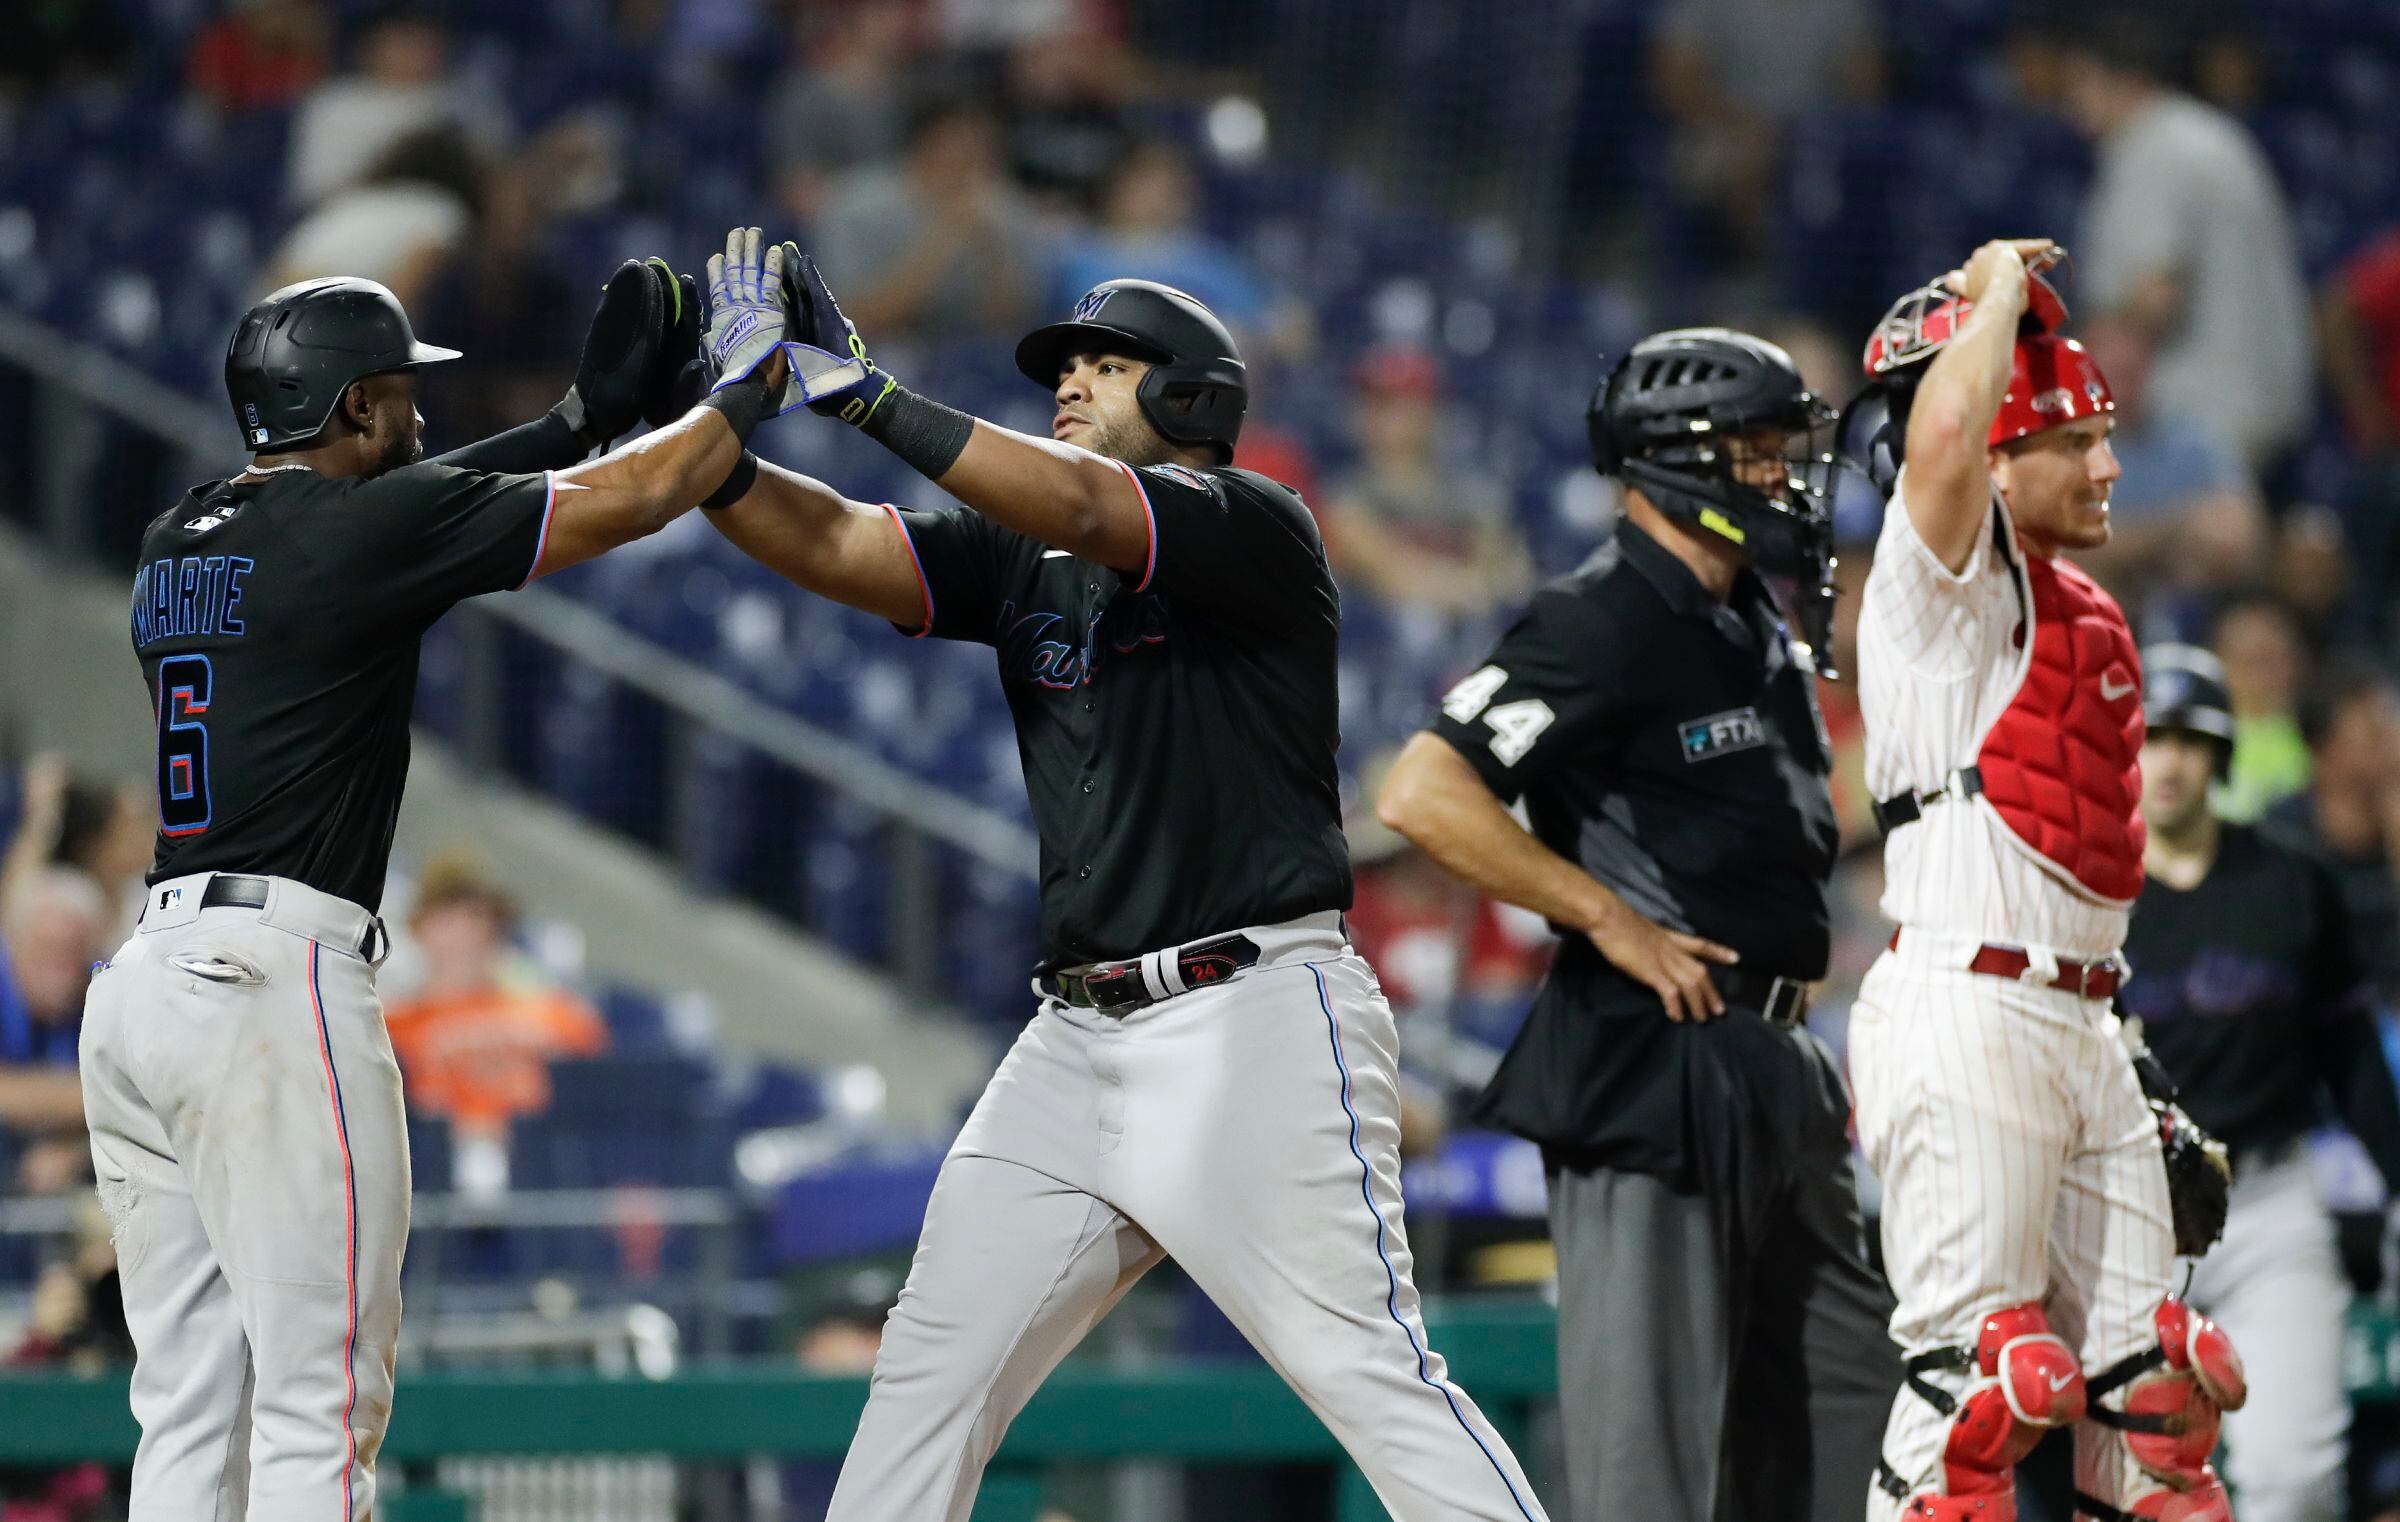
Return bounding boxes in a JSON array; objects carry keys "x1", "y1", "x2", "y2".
[{"x1": 1588, "y1": 329, "x2": 1844, "y2": 672}]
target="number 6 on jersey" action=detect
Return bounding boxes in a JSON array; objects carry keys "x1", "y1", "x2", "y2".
[
  {"x1": 156, "y1": 653, "x2": 214, "y2": 837},
  {"x1": 1441, "y1": 664, "x2": 1555, "y2": 767}
]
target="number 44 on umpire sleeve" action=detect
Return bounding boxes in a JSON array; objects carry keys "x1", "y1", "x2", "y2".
[{"x1": 1441, "y1": 665, "x2": 1555, "y2": 767}]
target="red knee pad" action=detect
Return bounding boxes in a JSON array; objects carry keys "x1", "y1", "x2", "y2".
[
  {"x1": 1911, "y1": 1303, "x2": 2085, "y2": 1515},
  {"x1": 2128, "y1": 1468, "x2": 2235, "y2": 1521},
  {"x1": 1979, "y1": 1303, "x2": 2087, "y2": 1428},
  {"x1": 2120, "y1": 1371, "x2": 2223, "y2": 1477},
  {"x1": 2156, "y1": 1298, "x2": 2247, "y2": 1411}
]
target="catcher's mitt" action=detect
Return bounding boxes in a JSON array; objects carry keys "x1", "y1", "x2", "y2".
[
  {"x1": 2131, "y1": 1045, "x2": 2232, "y2": 1257},
  {"x1": 2151, "y1": 1094, "x2": 2232, "y2": 1258}
]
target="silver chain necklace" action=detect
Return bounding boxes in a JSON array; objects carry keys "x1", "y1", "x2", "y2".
[{"x1": 237, "y1": 462, "x2": 314, "y2": 479}]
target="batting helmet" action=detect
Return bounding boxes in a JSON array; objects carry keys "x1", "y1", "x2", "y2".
[
  {"x1": 1588, "y1": 328, "x2": 1838, "y2": 582},
  {"x1": 1014, "y1": 280, "x2": 1246, "y2": 455},
  {"x1": 224, "y1": 277, "x2": 461, "y2": 452},
  {"x1": 2142, "y1": 643, "x2": 2236, "y2": 777}
]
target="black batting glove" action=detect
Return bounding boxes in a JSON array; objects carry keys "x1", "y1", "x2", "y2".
[{"x1": 778, "y1": 244, "x2": 886, "y2": 421}]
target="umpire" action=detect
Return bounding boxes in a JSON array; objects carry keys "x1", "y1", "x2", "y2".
[
  {"x1": 1379, "y1": 329, "x2": 1900, "y2": 1522},
  {"x1": 2118, "y1": 645, "x2": 2400, "y2": 1522}
]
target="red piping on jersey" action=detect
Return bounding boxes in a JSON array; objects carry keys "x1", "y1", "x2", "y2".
[
  {"x1": 882, "y1": 503, "x2": 936, "y2": 638},
  {"x1": 1111, "y1": 459, "x2": 1158, "y2": 593},
  {"x1": 307, "y1": 942, "x2": 361, "y2": 1522},
  {"x1": 517, "y1": 471, "x2": 559, "y2": 589}
]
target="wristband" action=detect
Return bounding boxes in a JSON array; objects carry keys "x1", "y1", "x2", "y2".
[
  {"x1": 699, "y1": 366, "x2": 782, "y2": 448},
  {"x1": 700, "y1": 451, "x2": 759, "y2": 509},
  {"x1": 842, "y1": 379, "x2": 974, "y2": 482}
]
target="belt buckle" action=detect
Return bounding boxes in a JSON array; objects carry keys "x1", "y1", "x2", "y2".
[
  {"x1": 1076, "y1": 962, "x2": 1144, "y2": 1015},
  {"x1": 1766, "y1": 976, "x2": 1807, "y2": 1027},
  {"x1": 2076, "y1": 955, "x2": 2122, "y2": 1000}
]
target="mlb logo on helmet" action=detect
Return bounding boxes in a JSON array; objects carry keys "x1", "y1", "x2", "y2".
[
  {"x1": 1072, "y1": 287, "x2": 1113, "y2": 323},
  {"x1": 244, "y1": 403, "x2": 268, "y2": 446}
]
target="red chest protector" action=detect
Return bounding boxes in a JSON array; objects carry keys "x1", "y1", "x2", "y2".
[{"x1": 1973, "y1": 520, "x2": 2147, "y2": 903}]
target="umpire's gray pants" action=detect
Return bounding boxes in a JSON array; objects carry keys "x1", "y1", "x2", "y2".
[{"x1": 1547, "y1": 1020, "x2": 1899, "y2": 1522}]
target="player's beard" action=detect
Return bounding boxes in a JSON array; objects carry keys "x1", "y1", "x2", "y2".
[
  {"x1": 1084, "y1": 408, "x2": 1173, "y2": 468},
  {"x1": 367, "y1": 423, "x2": 424, "y2": 478}
]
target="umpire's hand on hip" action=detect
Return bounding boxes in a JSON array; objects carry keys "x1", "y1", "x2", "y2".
[{"x1": 1585, "y1": 897, "x2": 1739, "y2": 1023}]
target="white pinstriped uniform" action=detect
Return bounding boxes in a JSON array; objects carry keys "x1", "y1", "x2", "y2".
[{"x1": 1851, "y1": 481, "x2": 2177, "y2": 1519}]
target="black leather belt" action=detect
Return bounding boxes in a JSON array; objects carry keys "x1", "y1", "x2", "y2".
[
  {"x1": 1045, "y1": 933, "x2": 1264, "y2": 1015},
  {"x1": 200, "y1": 875, "x2": 270, "y2": 912},
  {"x1": 1714, "y1": 966, "x2": 1811, "y2": 1026},
  {"x1": 177, "y1": 874, "x2": 385, "y2": 960}
]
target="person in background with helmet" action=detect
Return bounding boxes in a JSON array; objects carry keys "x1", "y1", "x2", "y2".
[
  {"x1": 82, "y1": 231, "x2": 826, "y2": 1522},
  {"x1": 2121, "y1": 644, "x2": 2400, "y2": 1522},
  {"x1": 1845, "y1": 238, "x2": 2249, "y2": 1522},
  {"x1": 705, "y1": 262, "x2": 1548, "y2": 1522},
  {"x1": 1374, "y1": 327, "x2": 1900, "y2": 1522}
]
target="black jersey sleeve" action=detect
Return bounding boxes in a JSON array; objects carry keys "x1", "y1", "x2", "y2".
[
  {"x1": 886, "y1": 504, "x2": 1034, "y2": 644},
  {"x1": 1428, "y1": 584, "x2": 1634, "y2": 803},
  {"x1": 1118, "y1": 464, "x2": 1329, "y2": 631},
  {"x1": 2302, "y1": 855, "x2": 2400, "y2": 1187},
  {"x1": 327, "y1": 463, "x2": 557, "y2": 625}
]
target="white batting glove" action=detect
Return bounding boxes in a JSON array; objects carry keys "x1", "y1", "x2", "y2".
[{"x1": 704, "y1": 227, "x2": 788, "y2": 393}]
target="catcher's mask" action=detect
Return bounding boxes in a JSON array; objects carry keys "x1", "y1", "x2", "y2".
[{"x1": 1842, "y1": 247, "x2": 2103, "y2": 495}]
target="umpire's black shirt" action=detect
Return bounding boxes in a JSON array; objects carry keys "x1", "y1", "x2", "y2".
[
  {"x1": 2121, "y1": 822, "x2": 2400, "y2": 1184},
  {"x1": 1430, "y1": 520, "x2": 1838, "y2": 1173},
  {"x1": 891, "y1": 462, "x2": 1349, "y2": 970},
  {"x1": 136, "y1": 463, "x2": 557, "y2": 913}
]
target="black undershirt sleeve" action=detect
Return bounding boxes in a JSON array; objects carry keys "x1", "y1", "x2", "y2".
[
  {"x1": 2304, "y1": 859, "x2": 2400, "y2": 1188},
  {"x1": 430, "y1": 410, "x2": 590, "y2": 474}
]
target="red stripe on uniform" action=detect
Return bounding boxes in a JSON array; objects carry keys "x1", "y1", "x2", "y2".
[
  {"x1": 307, "y1": 942, "x2": 360, "y2": 1521},
  {"x1": 1111, "y1": 460, "x2": 1158, "y2": 592},
  {"x1": 518, "y1": 470, "x2": 560, "y2": 588},
  {"x1": 882, "y1": 503, "x2": 937, "y2": 637}
]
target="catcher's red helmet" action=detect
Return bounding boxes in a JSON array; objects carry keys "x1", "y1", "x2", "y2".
[{"x1": 1991, "y1": 334, "x2": 2115, "y2": 445}]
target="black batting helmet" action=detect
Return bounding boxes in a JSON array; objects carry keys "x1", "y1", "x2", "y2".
[
  {"x1": 1589, "y1": 328, "x2": 1838, "y2": 582},
  {"x1": 1015, "y1": 280, "x2": 1246, "y2": 456},
  {"x1": 224, "y1": 277, "x2": 461, "y2": 452},
  {"x1": 2143, "y1": 643, "x2": 2236, "y2": 777}
]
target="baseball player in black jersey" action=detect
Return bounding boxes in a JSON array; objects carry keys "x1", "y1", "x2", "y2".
[
  {"x1": 80, "y1": 229, "x2": 842, "y2": 1522},
  {"x1": 2120, "y1": 645, "x2": 2400, "y2": 1522},
  {"x1": 699, "y1": 260, "x2": 1546, "y2": 1521},
  {"x1": 1377, "y1": 330, "x2": 1899, "y2": 1522}
]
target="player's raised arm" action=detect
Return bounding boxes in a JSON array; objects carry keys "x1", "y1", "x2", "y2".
[
  {"x1": 701, "y1": 461, "x2": 933, "y2": 627},
  {"x1": 1898, "y1": 238, "x2": 2052, "y2": 571},
  {"x1": 772, "y1": 250, "x2": 1164, "y2": 574},
  {"x1": 531, "y1": 229, "x2": 800, "y2": 577}
]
